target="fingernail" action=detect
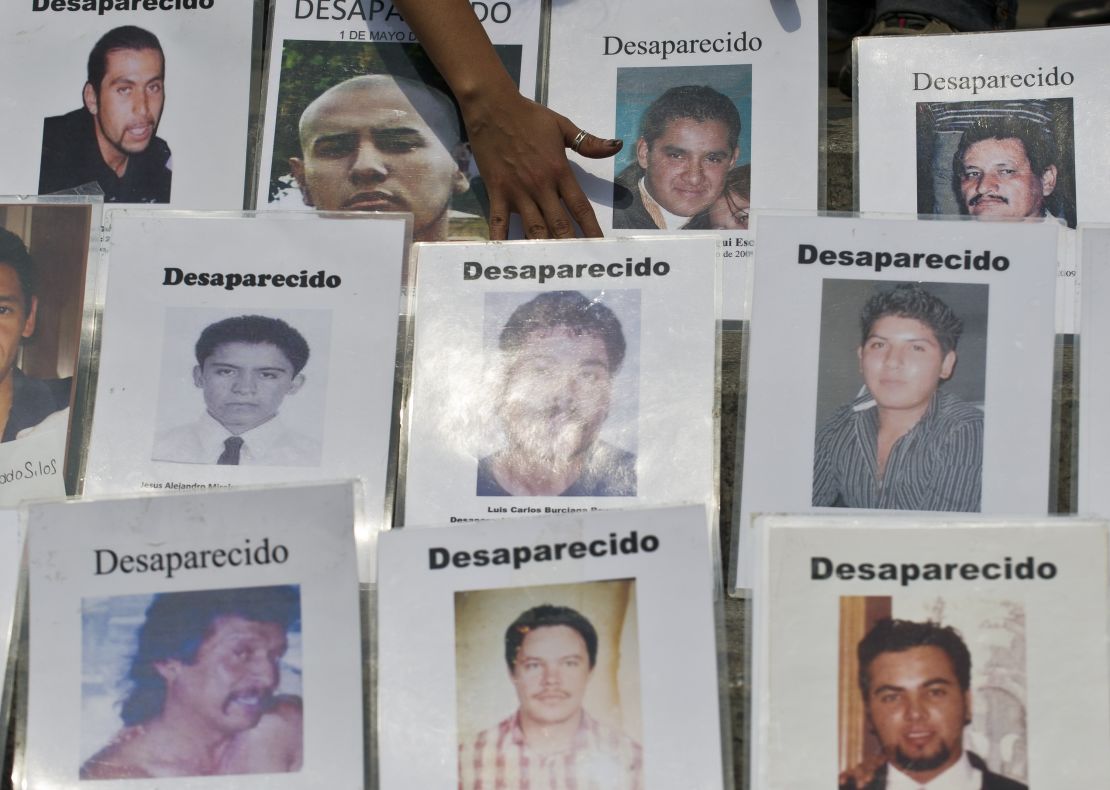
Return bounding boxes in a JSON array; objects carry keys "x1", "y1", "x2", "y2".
[{"x1": 606, "y1": 139, "x2": 622, "y2": 147}]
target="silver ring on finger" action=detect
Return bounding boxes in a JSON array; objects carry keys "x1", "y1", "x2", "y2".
[{"x1": 571, "y1": 129, "x2": 589, "y2": 153}]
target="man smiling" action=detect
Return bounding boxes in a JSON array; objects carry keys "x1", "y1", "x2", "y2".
[
  {"x1": 81, "y1": 586, "x2": 302, "y2": 779},
  {"x1": 39, "y1": 26, "x2": 171, "y2": 203},
  {"x1": 458, "y1": 604, "x2": 642, "y2": 790},
  {"x1": 812, "y1": 283, "x2": 982, "y2": 511},
  {"x1": 152, "y1": 314, "x2": 321, "y2": 466},
  {"x1": 840, "y1": 618, "x2": 1026, "y2": 790},
  {"x1": 613, "y1": 85, "x2": 740, "y2": 230}
]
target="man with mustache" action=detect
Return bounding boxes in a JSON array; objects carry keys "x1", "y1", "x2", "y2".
[
  {"x1": 289, "y1": 74, "x2": 470, "y2": 242},
  {"x1": 81, "y1": 586, "x2": 302, "y2": 779},
  {"x1": 613, "y1": 85, "x2": 741, "y2": 230},
  {"x1": 458, "y1": 604, "x2": 642, "y2": 790},
  {"x1": 153, "y1": 314, "x2": 321, "y2": 467},
  {"x1": 840, "y1": 618, "x2": 1027, "y2": 790},
  {"x1": 39, "y1": 26, "x2": 171, "y2": 204},
  {"x1": 954, "y1": 117, "x2": 1059, "y2": 223},
  {"x1": 477, "y1": 290, "x2": 636, "y2": 497},
  {"x1": 812, "y1": 283, "x2": 982, "y2": 512}
]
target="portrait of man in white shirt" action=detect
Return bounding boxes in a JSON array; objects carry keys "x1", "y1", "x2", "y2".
[{"x1": 152, "y1": 314, "x2": 322, "y2": 466}]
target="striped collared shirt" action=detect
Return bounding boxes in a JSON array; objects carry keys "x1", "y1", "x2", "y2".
[
  {"x1": 812, "y1": 389, "x2": 983, "y2": 512},
  {"x1": 458, "y1": 710, "x2": 643, "y2": 790}
]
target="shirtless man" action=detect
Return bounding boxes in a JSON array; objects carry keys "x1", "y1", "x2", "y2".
[{"x1": 81, "y1": 586, "x2": 302, "y2": 778}]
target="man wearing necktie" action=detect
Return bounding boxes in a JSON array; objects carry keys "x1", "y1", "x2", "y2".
[{"x1": 152, "y1": 315, "x2": 321, "y2": 466}]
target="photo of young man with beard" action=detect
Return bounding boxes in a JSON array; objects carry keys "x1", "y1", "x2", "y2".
[{"x1": 477, "y1": 290, "x2": 637, "y2": 497}]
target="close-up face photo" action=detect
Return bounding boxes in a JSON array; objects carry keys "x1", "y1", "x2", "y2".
[
  {"x1": 194, "y1": 341, "x2": 304, "y2": 434},
  {"x1": 858, "y1": 316, "x2": 955, "y2": 413},
  {"x1": 497, "y1": 327, "x2": 613, "y2": 467},
  {"x1": 509, "y1": 624, "x2": 594, "y2": 729},
  {"x1": 958, "y1": 137, "x2": 1055, "y2": 220},
  {"x1": 637, "y1": 118, "x2": 737, "y2": 218},
  {"x1": 85, "y1": 47, "x2": 165, "y2": 158},
  {"x1": 157, "y1": 614, "x2": 289, "y2": 736}
]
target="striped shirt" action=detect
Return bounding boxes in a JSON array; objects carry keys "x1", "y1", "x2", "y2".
[
  {"x1": 812, "y1": 389, "x2": 982, "y2": 512},
  {"x1": 458, "y1": 710, "x2": 643, "y2": 790}
]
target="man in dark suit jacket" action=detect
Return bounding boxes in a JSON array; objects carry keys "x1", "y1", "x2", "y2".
[{"x1": 840, "y1": 618, "x2": 1027, "y2": 789}]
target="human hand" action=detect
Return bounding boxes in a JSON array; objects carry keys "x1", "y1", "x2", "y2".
[{"x1": 461, "y1": 90, "x2": 622, "y2": 240}]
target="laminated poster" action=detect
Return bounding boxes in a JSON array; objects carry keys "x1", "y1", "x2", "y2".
[
  {"x1": 547, "y1": 0, "x2": 821, "y2": 319},
  {"x1": 82, "y1": 211, "x2": 410, "y2": 579},
  {"x1": 401, "y1": 236, "x2": 720, "y2": 527},
  {"x1": 0, "y1": 197, "x2": 99, "y2": 505},
  {"x1": 23, "y1": 482, "x2": 364, "y2": 789},
  {"x1": 854, "y1": 26, "x2": 1110, "y2": 332},
  {"x1": 0, "y1": 1, "x2": 259, "y2": 209},
  {"x1": 752, "y1": 513, "x2": 1110, "y2": 789},
  {"x1": 735, "y1": 213, "x2": 1060, "y2": 590},
  {"x1": 378, "y1": 504, "x2": 726, "y2": 789},
  {"x1": 255, "y1": 0, "x2": 541, "y2": 241}
]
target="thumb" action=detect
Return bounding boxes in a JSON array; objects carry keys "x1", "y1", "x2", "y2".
[{"x1": 559, "y1": 116, "x2": 623, "y2": 160}]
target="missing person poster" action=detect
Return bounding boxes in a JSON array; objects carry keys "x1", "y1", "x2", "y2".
[
  {"x1": 1078, "y1": 225, "x2": 1110, "y2": 516},
  {"x1": 546, "y1": 0, "x2": 821, "y2": 319},
  {"x1": 22, "y1": 481, "x2": 363, "y2": 788},
  {"x1": 0, "y1": 197, "x2": 100, "y2": 505},
  {"x1": 853, "y1": 26, "x2": 1110, "y2": 332},
  {"x1": 400, "y1": 236, "x2": 720, "y2": 526},
  {"x1": 0, "y1": 2, "x2": 260, "y2": 208},
  {"x1": 82, "y1": 211, "x2": 410, "y2": 578},
  {"x1": 254, "y1": 0, "x2": 541, "y2": 241},
  {"x1": 378, "y1": 504, "x2": 726, "y2": 789},
  {"x1": 734, "y1": 214, "x2": 1060, "y2": 591},
  {"x1": 750, "y1": 513, "x2": 1110, "y2": 789}
]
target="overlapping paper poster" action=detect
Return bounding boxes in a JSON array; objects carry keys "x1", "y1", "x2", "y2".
[
  {"x1": 751, "y1": 514, "x2": 1110, "y2": 789},
  {"x1": 378, "y1": 505, "x2": 727, "y2": 788},
  {"x1": 255, "y1": 0, "x2": 542, "y2": 240},
  {"x1": 855, "y1": 25, "x2": 1110, "y2": 331},
  {"x1": 400, "y1": 236, "x2": 720, "y2": 526},
  {"x1": 735, "y1": 213, "x2": 1060, "y2": 589},
  {"x1": 547, "y1": 0, "x2": 821, "y2": 317},
  {"x1": 23, "y1": 482, "x2": 363, "y2": 788},
  {"x1": 0, "y1": 2, "x2": 261, "y2": 208}
]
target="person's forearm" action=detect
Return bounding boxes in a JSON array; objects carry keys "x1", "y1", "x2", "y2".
[{"x1": 393, "y1": 0, "x2": 518, "y2": 107}]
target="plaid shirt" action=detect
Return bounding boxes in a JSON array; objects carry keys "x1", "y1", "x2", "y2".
[{"x1": 458, "y1": 710, "x2": 643, "y2": 790}]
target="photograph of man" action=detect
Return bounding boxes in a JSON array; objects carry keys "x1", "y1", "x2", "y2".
[
  {"x1": 39, "y1": 26, "x2": 171, "y2": 203},
  {"x1": 840, "y1": 618, "x2": 1027, "y2": 790},
  {"x1": 0, "y1": 228, "x2": 71, "y2": 442},
  {"x1": 613, "y1": 84, "x2": 741, "y2": 230},
  {"x1": 915, "y1": 100, "x2": 1076, "y2": 228},
  {"x1": 81, "y1": 586, "x2": 302, "y2": 779},
  {"x1": 288, "y1": 74, "x2": 470, "y2": 242},
  {"x1": 152, "y1": 314, "x2": 322, "y2": 466},
  {"x1": 812, "y1": 282, "x2": 983, "y2": 511},
  {"x1": 458, "y1": 604, "x2": 642, "y2": 790},
  {"x1": 478, "y1": 291, "x2": 636, "y2": 497},
  {"x1": 954, "y1": 118, "x2": 1060, "y2": 223}
]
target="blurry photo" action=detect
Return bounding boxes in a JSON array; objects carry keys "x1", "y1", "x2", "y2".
[
  {"x1": 81, "y1": 586, "x2": 303, "y2": 779},
  {"x1": 477, "y1": 290, "x2": 639, "y2": 497}
]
